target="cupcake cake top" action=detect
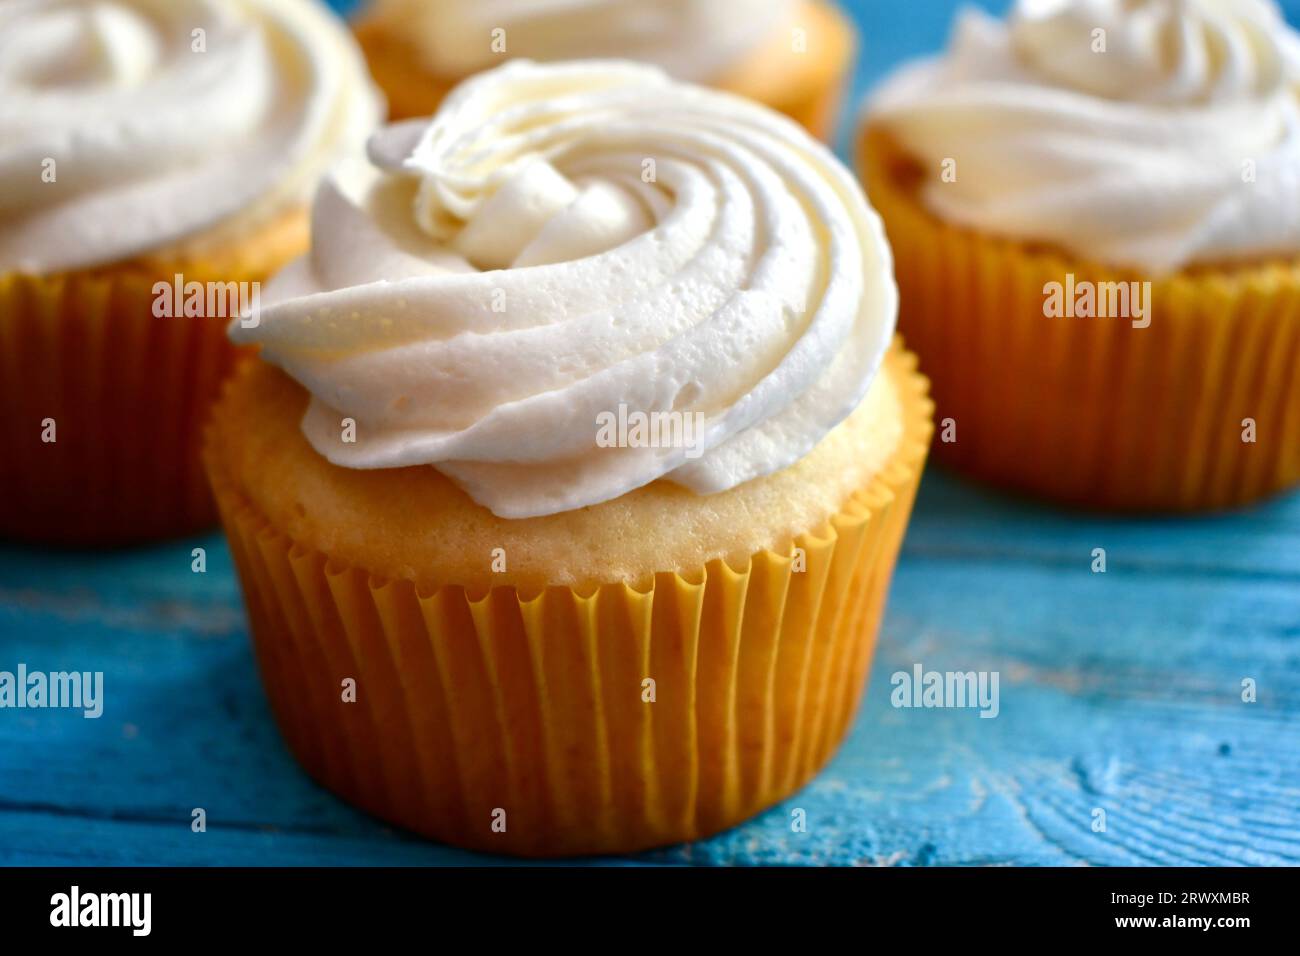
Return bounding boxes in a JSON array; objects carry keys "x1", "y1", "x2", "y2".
[
  {"x1": 868, "y1": 0, "x2": 1300, "y2": 272},
  {"x1": 0, "y1": 0, "x2": 382, "y2": 274},
  {"x1": 232, "y1": 59, "x2": 897, "y2": 519},
  {"x1": 366, "y1": 0, "x2": 798, "y2": 82}
]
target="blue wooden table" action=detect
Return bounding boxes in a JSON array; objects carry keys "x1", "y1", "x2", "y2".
[{"x1": 2, "y1": 0, "x2": 1298, "y2": 867}]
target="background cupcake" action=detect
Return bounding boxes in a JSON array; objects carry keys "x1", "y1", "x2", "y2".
[
  {"x1": 0, "y1": 0, "x2": 381, "y2": 544},
  {"x1": 860, "y1": 0, "x2": 1300, "y2": 511},
  {"x1": 353, "y1": 0, "x2": 856, "y2": 140},
  {"x1": 207, "y1": 59, "x2": 931, "y2": 856}
]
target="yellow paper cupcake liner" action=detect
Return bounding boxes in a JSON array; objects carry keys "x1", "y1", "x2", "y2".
[
  {"x1": 0, "y1": 269, "x2": 244, "y2": 544},
  {"x1": 205, "y1": 347, "x2": 931, "y2": 857},
  {"x1": 0, "y1": 210, "x2": 307, "y2": 545},
  {"x1": 862, "y1": 128, "x2": 1300, "y2": 511}
]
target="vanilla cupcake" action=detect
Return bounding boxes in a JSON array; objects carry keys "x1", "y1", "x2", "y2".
[
  {"x1": 0, "y1": 0, "x2": 381, "y2": 544},
  {"x1": 353, "y1": 0, "x2": 856, "y2": 140},
  {"x1": 206, "y1": 60, "x2": 931, "y2": 856},
  {"x1": 860, "y1": 0, "x2": 1300, "y2": 511}
]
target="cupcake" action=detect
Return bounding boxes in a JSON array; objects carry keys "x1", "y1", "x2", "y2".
[
  {"x1": 0, "y1": 0, "x2": 381, "y2": 545},
  {"x1": 861, "y1": 0, "x2": 1300, "y2": 511},
  {"x1": 206, "y1": 60, "x2": 932, "y2": 856},
  {"x1": 353, "y1": 0, "x2": 856, "y2": 141}
]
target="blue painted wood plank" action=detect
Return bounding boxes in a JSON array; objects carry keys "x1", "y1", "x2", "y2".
[
  {"x1": 2, "y1": 471, "x2": 1297, "y2": 865},
  {"x1": 898, "y1": 476, "x2": 1300, "y2": 579}
]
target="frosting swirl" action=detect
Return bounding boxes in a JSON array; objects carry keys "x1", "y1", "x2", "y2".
[
  {"x1": 233, "y1": 60, "x2": 897, "y2": 519},
  {"x1": 868, "y1": 0, "x2": 1300, "y2": 272},
  {"x1": 0, "y1": 0, "x2": 382, "y2": 274},
  {"x1": 368, "y1": 0, "x2": 796, "y2": 83}
]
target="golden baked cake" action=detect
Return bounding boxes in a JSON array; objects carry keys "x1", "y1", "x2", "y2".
[
  {"x1": 206, "y1": 60, "x2": 932, "y2": 855},
  {"x1": 354, "y1": 0, "x2": 856, "y2": 141}
]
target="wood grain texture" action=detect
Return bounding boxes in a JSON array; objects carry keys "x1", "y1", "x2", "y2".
[
  {"x1": 2, "y1": 471, "x2": 1297, "y2": 866},
  {"x1": 1, "y1": 0, "x2": 1298, "y2": 866}
]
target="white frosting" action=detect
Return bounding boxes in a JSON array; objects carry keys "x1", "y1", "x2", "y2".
[
  {"x1": 868, "y1": 0, "x2": 1300, "y2": 272},
  {"x1": 369, "y1": 0, "x2": 796, "y2": 82},
  {"x1": 0, "y1": 0, "x2": 382, "y2": 274},
  {"x1": 232, "y1": 60, "x2": 897, "y2": 519}
]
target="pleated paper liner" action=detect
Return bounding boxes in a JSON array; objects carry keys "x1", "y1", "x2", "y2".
[
  {"x1": 354, "y1": 0, "x2": 854, "y2": 142},
  {"x1": 0, "y1": 213, "x2": 307, "y2": 546},
  {"x1": 205, "y1": 347, "x2": 932, "y2": 857},
  {"x1": 0, "y1": 270, "x2": 241, "y2": 544},
  {"x1": 861, "y1": 127, "x2": 1300, "y2": 512}
]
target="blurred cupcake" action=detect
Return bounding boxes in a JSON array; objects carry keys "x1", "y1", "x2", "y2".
[
  {"x1": 861, "y1": 0, "x2": 1300, "y2": 511},
  {"x1": 353, "y1": 0, "x2": 856, "y2": 140},
  {"x1": 0, "y1": 0, "x2": 381, "y2": 545},
  {"x1": 207, "y1": 60, "x2": 931, "y2": 856}
]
